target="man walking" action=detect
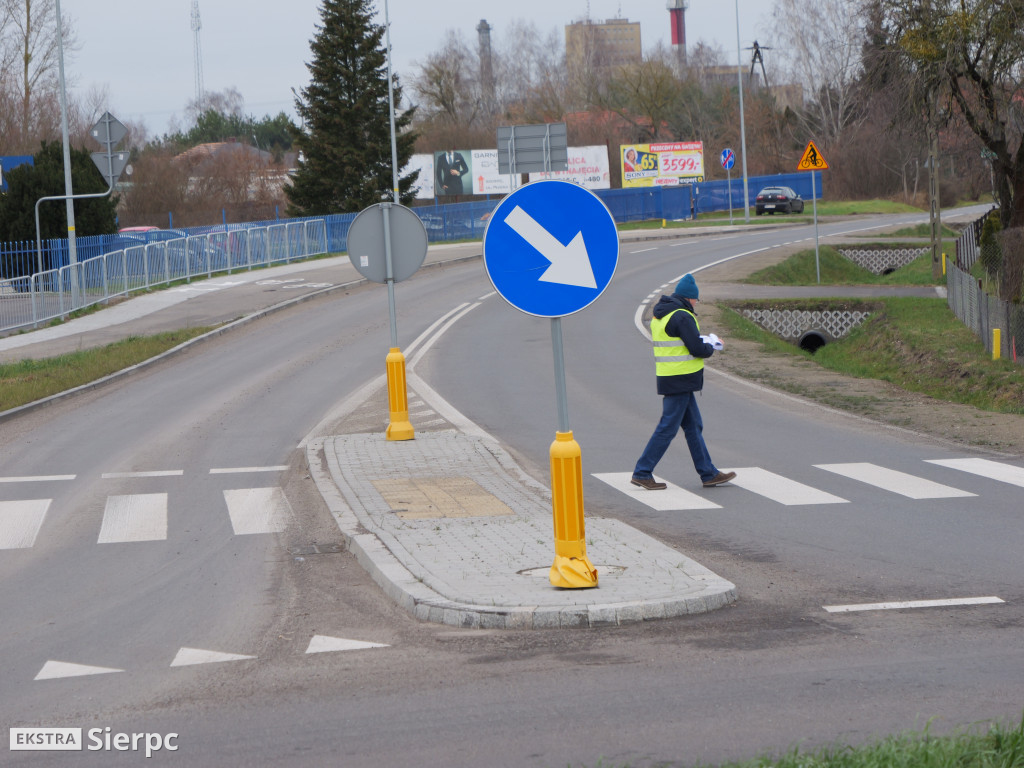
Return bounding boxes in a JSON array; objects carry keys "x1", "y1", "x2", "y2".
[{"x1": 631, "y1": 273, "x2": 736, "y2": 490}]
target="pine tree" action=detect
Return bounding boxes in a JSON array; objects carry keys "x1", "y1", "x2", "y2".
[{"x1": 286, "y1": 0, "x2": 418, "y2": 216}]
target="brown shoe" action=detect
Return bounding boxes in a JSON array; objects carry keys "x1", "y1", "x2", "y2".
[
  {"x1": 702, "y1": 471, "x2": 737, "y2": 487},
  {"x1": 631, "y1": 476, "x2": 667, "y2": 490}
]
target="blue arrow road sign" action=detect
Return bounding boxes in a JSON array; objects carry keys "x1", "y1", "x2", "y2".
[
  {"x1": 720, "y1": 148, "x2": 735, "y2": 170},
  {"x1": 483, "y1": 181, "x2": 619, "y2": 317}
]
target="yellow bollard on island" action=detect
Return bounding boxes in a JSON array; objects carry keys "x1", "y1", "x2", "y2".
[
  {"x1": 385, "y1": 347, "x2": 414, "y2": 441},
  {"x1": 548, "y1": 430, "x2": 598, "y2": 588}
]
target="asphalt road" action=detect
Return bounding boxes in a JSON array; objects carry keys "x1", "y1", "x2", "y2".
[{"x1": 3, "y1": 210, "x2": 1022, "y2": 767}]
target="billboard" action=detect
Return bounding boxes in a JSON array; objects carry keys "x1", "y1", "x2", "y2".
[
  {"x1": 528, "y1": 146, "x2": 611, "y2": 189},
  {"x1": 408, "y1": 145, "x2": 611, "y2": 199},
  {"x1": 620, "y1": 141, "x2": 704, "y2": 188}
]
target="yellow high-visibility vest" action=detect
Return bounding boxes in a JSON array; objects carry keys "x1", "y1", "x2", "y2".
[{"x1": 651, "y1": 308, "x2": 703, "y2": 377}]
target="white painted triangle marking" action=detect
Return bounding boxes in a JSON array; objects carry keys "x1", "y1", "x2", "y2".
[
  {"x1": 305, "y1": 635, "x2": 389, "y2": 654},
  {"x1": 170, "y1": 647, "x2": 256, "y2": 667},
  {"x1": 35, "y1": 660, "x2": 123, "y2": 680}
]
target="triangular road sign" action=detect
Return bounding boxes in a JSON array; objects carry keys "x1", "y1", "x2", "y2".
[{"x1": 797, "y1": 140, "x2": 829, "y2": 170}]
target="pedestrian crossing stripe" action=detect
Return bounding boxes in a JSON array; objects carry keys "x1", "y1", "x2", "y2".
[
  {"x1": 816, "y1": 463, "x2": 976, "y2": 499},
  {"x1": 0, "y1": 499, "x2": 51, "y2": 549},
  {"x1": 725, "y1": 467, "x2": 847, "y2": 505},
  {"x1": 591, "y1": 473, "x2": 720, "y2": 510},
  {"x1": 593, "y1": 460, "x2": 1023, "y2": 510},
  {"x1": 98, "y1": 493, "x2": 168, "y2": 543},
  {"x1": 223, "y1": 487, "x2": 292, "y2": 534},
  {"x1": 925, "y1": 458, "x2": 1024, "y2": 488}
]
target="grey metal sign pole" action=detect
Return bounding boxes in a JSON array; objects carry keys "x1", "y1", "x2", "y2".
[
  {"x1": 551, "y1": 318, "x2": 570, "y2": 433},
  {"x1": 54, "y1": 0, "x2": 79, "y2": 307}
]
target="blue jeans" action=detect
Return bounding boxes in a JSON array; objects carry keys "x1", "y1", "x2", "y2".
[{"x1": 633, "y1": 392, "x2": 719, "y2": 482}]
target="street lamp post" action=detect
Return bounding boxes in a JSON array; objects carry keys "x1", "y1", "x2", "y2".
[
  {"x1": 735, "y1": 0, "x2": 750, "y2": 223},
  {"x1": 54, "y1": 0, "x2": 80, "y2": 306}
]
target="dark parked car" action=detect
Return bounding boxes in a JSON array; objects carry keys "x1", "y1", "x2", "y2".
[{"x1": 755, "y1": 186, "x2": 805, "y2": 215}]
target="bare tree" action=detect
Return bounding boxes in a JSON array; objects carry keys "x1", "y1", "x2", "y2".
[
  {"x1": 0, "y1": 0, "x2": 77, "y2": 151},
  {"x1": 771, "y1": 0, "x2": 868, "y2": 149}
]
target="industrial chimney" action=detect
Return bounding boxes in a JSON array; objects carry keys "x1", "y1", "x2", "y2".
[
  {"x1": 667, "y1": 0, "x2": 688, "y2": 69},
  {"x1": 477, "y1": 19, "x2": 495, "y2": 101}
]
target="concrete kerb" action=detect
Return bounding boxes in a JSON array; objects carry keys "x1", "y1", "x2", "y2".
[{"x1": 305, "y1": 427, "x2": 738, "y2": 630}]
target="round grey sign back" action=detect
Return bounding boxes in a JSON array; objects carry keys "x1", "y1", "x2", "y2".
[{"x1": 346, "y1": 203, "x2": 428, "y2": 283}]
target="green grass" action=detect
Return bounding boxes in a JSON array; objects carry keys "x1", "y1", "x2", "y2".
[
  {"x1": 576, "y1": 713, "x2": 1024, "y2": 767},
  {"x1": 717, "y1": 296, "x2": 1024, "y2": 414},
  {"x1": 0, "y1": 328, "x2": 214, "y2": 411},
  {"x1": 887, "y1": 223, "x2": 960, "y2": 238},
  {"x1": 741, "y1": 247, "x2": 950, "y2": 286}
]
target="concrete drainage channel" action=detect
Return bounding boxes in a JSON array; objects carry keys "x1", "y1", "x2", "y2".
[{"x1": 736, "y1": 304, "x2": 878, "y2": 353}]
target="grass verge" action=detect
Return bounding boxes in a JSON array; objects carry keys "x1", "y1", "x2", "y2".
[
  {"x1": 0, "y1": 327, "x2": 214, "y2": 412},
  {"x1": 717, "y1": 296, "x2": 1024, "y2": 415},
  {"x1": 577, "y1": 713, "x2": 1024, "y2": 767},
  {"x1": 741, "y1": 248, "x2": 949, "y2": 287}
]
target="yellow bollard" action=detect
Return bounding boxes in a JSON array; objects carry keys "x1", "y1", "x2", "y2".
[
  {"x1": 942, "y1": 252, "x2": 947, "y2": 275},
  {"x1": 993, "y1": 329, "x2": 1001, "y2": 361},
  {"x1": 385, "y1": 347, "x2": 414, "y2": 441},
  {"x1": 548, "y1": 431, "x2": 598, "y2": 588}
]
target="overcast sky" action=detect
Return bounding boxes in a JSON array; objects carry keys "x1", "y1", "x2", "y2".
[{"x1": 66, "y1": 0, "x2": 771, "y2": 140}]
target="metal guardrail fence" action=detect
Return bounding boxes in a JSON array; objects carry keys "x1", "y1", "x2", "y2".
[
  {"x1": 0, "y1": 219, "x2": 327, "y2": 335},
  {"x1": 947, "y1": 208, "x2": 1023, "y2": 362}
]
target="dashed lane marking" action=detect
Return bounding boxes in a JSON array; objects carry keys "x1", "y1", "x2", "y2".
[
  {"x1": 209, "y1": 466, "x2": 289, "y2": 474},
  {"x1": 0, "y1": 475, "x2": 75, "y2": 483},
  {"x1": 101, "y1": 470, "x2": 183, "y2": 479}
]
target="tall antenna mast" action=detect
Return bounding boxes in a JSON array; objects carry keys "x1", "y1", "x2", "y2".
[{"x1": 191, "y1": 1, "x2": 205, "y2": 106}]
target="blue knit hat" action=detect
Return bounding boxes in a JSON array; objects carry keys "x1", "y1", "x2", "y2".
[{"x1": 674, "y1": 274, "x2": 699, "y2": 299}]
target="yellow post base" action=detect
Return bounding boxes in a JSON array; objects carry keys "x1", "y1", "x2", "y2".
[
  {"x1": 993, "y1": 328, "x2": 1002, "y2": 361},
  {"x1": 548, "y1": 431, "x2": 598, "y2": 589},
  {"x1": 385, "y1": 347, "x2": 414, "y2": 441}
]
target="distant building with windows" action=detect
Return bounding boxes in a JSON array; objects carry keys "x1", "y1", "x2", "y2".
[{"x1": 565, "y1": 17, "x2": 642, "y2": 72}]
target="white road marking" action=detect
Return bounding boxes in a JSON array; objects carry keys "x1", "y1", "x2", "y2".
[
  {"x1": 630, "y1": 247, "x2": 656, "y2": 254},
  {"x1": 815, "y1": 463, "x2": 976, "y2": 499},
  {"x1": 101, "y1": 470, "x2": 183, "y2": 479},
  {"x1": 170, "y1": 647, "x2": 256, "y2": 667},
  {"x1": 925, "y1": 458, "x2": 1024, "y2": 488},
  {"x1": 0, "y1": 499, "x2": 51, "y2": 549},
  {"x1": 98, "y1": 494, "x2": 168, "y2": 543},
  {"x1": 0, "y1": 475, "x2": 75, "y2": 483},
  {"x1": 823, "y1": 596, "x2": 1005, "y2": 613},
  {"x1": 34, "y1": 660, "x2": 123, "y2": 680},
  {"x1": 723, "y1": 467, "x2": 848, "y2": 506},
  {"x1": 209, "y1": 466, "x2": 289, "y2": 474},
  {"x1": 305, "y1": 635, "x2": 389, "y2": 654},
  {"x1": 592, "y1": 472, "x2": 721, "y2": 510},
  {"x1": 223, "y1": 487, "x2": 292, "y2": 534}
]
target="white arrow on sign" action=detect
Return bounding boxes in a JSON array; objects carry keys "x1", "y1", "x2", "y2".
[{"x1": 503, "y1": 205, "x2": 597, "y2": 289}]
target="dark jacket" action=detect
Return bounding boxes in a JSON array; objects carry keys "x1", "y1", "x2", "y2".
[{"x1": 651, "y1": 294, "x2": 714, "y2": 395}]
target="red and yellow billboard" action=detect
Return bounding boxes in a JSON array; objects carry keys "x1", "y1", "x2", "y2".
[{"x1": 620, "y1": 141, "x2": 704, "y2": 188}]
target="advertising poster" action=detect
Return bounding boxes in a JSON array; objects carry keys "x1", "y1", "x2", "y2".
[
  {"x1": 621, "y1": 141, "x2": 704, "y2": 188},
  {"x1": 528, "y1": 146, "x2": 610, "y2": 189},
  {"x1": 434, "y1": 149, "x2": 472, "y2": 196}
]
